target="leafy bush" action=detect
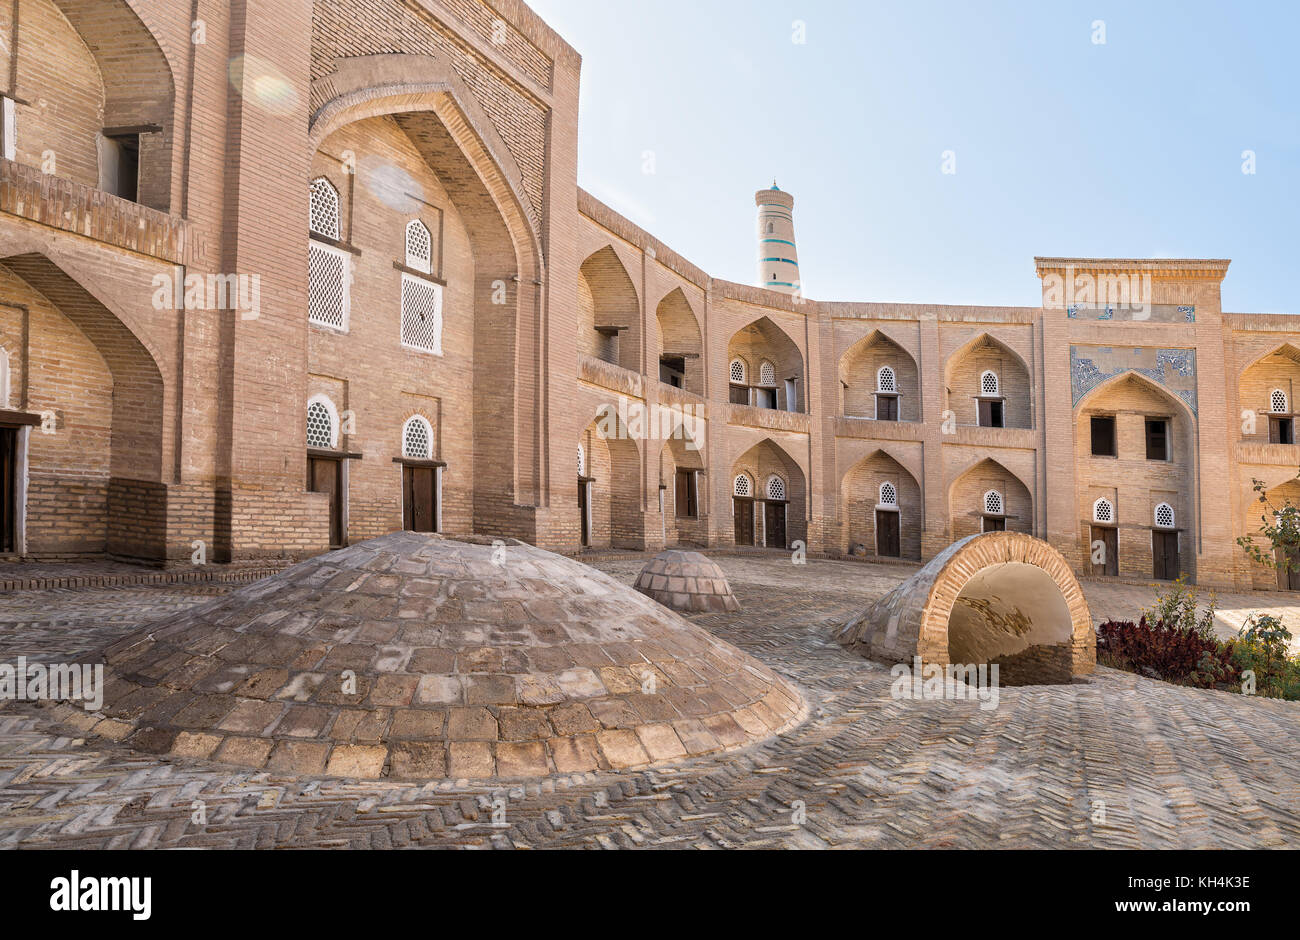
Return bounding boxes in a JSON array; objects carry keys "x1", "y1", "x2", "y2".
[
  {"x1": 1141, "y1": 576, "x2": 1217, "y2": 639},
  {"x1": 1097, "y1": 617, "x2": 1239, "y2": 690},
  {"x1": 1232, "y1": 614, "x2": 1300, "y2": 700}
]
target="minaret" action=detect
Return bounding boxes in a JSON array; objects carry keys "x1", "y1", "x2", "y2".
[{"x1": 756, "y1": 182, "x2": 800, "y2": 295}]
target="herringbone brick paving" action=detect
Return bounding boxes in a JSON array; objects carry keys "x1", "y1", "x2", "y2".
[{"x1": 0, "y1": 556, "x2": 1296, "y2": 849}]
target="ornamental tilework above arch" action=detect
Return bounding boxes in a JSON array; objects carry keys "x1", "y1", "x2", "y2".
[{"x1": 1070, "y1": 345, "x2": 1199, "y2": 415}]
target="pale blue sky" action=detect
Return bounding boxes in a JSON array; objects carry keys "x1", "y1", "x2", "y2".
[{"x1": 527, "y1": 0, "x2": 1298, "y2": 312}]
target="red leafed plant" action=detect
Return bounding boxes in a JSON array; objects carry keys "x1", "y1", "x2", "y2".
[{"x1": 1096, "y1": 617, "x2": 1240, "y2": 690}]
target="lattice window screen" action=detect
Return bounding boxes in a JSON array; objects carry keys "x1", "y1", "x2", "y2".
[
  {"x1": 734, "y1": 475, "x2": 751, "y2": 498},
  {"x1": 401, "y1": 274, "x2": 443, "y2": 355},
  {"x1": 309, "y1": 242, "x2": 348, "y2": 330},
  {"x1": 981, "y1": 371, "x2": 1000, "y2": 397},
  {"x1": 307, "y1": 401, "x2": 335, "y2": 450},
  {"x1": 403, "y1": 417, "x2": 432, "y2": 459},
  {"x1": 767, "y1": 476, "x2": 786, "y2": 501},
  {"x1": 759, "y1": 361, "x2": 776, "y2": 386},
  {"x1": 577, "y1": 444, "x2": 586, "y2": 477},
  {"x1": 879, "y1": 482, "x2": 898, "y2": 507},
  {"x1": 1155, "y1": 503, "x2": 1175, "y2": 529},
  {"x1": 984, "y1": 490, "x2": 1004, "y2": 516},
  {"x1": 730, "y1": 360, "x2": 746, "y2": 384},
  {"x1": 1094, "y1": 499, "x2": 1114, "y2": 524},
  {"x1": 1272, "y1": 389, "x2": 1289, "y2": 414},
  {"x1": 310, "y1": 178, "x2": 340, "y2": 239},
  {"x1": 406, "y1": 220, "x2": 432, "y2": 273},
  {"x1": 878, "y1": 367, "x2": 897, "y2": 394}
]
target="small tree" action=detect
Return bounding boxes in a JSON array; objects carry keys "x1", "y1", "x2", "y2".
[{"x1": 1236, "y1": 471, "x2": 1300, "y2": 582}]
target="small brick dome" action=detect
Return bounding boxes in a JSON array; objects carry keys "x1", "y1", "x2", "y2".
[
  {"x1": 44, "y1": 533, "x2": 798, "y2": 781},
  {"x1": 635, "y1": 551, "x2": 741, "y2": 614}
]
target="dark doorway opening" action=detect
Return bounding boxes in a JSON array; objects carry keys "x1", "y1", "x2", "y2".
[
  {"x1": 308, "y1": 456, "x2": 344, "y2": 547},
  {"x1": 764, "y1": 501, "x2": 787, "y2": 549},
  {"x1": 1153, "y1": 530, "x2": 1179, "y2": 581},
  {"x1": 876, "y1": 510, "x2": 900, "y2": 557},
  {"x1": 403, "y1": 465, "x2": 438, "y2": 533},
  {"x1": 1092, "y1": 525, "x2": 1118, "y2": 577},
  {"x1": 734, "y1": 498, "x2": 754, "y2": 546}
]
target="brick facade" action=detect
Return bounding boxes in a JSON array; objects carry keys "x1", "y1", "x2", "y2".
[{"x1": 0, "y1": 1, "x2": 1294, "y2": 592}]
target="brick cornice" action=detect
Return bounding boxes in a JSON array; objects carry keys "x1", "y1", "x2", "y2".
[{"x1": 1034, "y1": 257, "x2": 1231, "y2": 280}]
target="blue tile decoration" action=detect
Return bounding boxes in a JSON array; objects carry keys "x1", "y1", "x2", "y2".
[
  {"x1": 1180, "y1": 306, "x2": 1196, "y2": 323},
  {"x1": 1071, "y1": 345, "x2": 1198, "y2": 415}
]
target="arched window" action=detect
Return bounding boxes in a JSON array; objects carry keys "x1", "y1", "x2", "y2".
[
  {"x1": 980, "y1": 370, "x2": 1000, "y2": 397},
  {"x1": 1272, "y1": 389, "x2": 1289, "y2": 414},
  {"x1": 767, "y1": 475, "x2": 786, "y2": 501},
  {"x1": 879, "y1": 481, "x2": 898, "y2": 508},
  {"x1": 405, "y1": 220, "x2": 432, "y2": 274},
  {"x1": 759, "y1": 360, "x2": 776, "y2": 386},
  {"x1": 877, "y1": 366, "x2": 897, "y2": 394},
  {"x1": 1154, "y1": 503, "x2": 1175, "y2": 529},
  {"x1": 306, "y1": 395, "x2": 339, "y2": 450},
  {"x1": 766, "y1": 222, "x2": 774, "y2": 234},
  {"x1": 984, "y1": 490, "x2": 1004, "y2": 516},
  {"x1": 309, "y1": 178, "x2": 340, "y2": 239},
  {"x1": 1093, "y1": 498, "x2": 1114, "y2": 524},
  {"x1": 308, "y1": 178, "x2": 348, "y2": 331},
  {"x1": 734, "y1": 474, "x2": 752, "y2": 498},
  {"x1": 402, "y1": 416, "x2": 433, "y2": 460},
  {"x1": 577, "y1": 443, "x2": 586, "y2": 477},
  {"x1": 730, "y1": 359, "x2": 747, "y2": 385}
]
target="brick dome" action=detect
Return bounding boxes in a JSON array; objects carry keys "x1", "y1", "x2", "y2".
[
  {"x1": 44, "y1": 533, "x2": 802, "y2": 781},
  {"x1": 635, "y1": 551, "x2": 740, "y2": 613}
]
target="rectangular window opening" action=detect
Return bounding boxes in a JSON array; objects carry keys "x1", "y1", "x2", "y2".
[
  {"x1": 1146, "y1": 419, "x2": 1169, "y2": 461},
  {"x1": 1091, "y1": 416, "x2": 1117, "y2": 457}
]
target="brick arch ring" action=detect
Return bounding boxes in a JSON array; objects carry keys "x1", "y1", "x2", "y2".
[{"x1": 838, "y1": 532, "x2": 1096, "y2": 686}]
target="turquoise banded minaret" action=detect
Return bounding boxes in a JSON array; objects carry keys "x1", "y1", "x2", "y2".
[{"x1": 756, "y1": 183, "x2": 800, "y2": 295}]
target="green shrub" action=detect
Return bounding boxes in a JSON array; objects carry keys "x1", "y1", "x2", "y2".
[{"x1": 1232, "y1": 614, "x2": 1300, "y2": 700}]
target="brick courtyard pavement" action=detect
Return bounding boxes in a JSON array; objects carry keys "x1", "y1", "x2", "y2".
[{"x1": 0, "y1": 554, "x2": 1296, "y2": 849}]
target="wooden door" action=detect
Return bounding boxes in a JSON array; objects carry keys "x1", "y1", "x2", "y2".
[
  {"x1": 1277, "y1": 547, "x2": 1300, "y2": 591},
  {"x1": 308, "y1": 456, "x2": 344, "y2": 547},
  {"x1": 579, "y1": 481, "x2": 591, "y2": 547},
  {"x1": 1092, "y1": 526, "x2": 1118, "y2": 577},
  {"x1": 764, "y1": 502, "x2": 787, "y2": 549},
  {"x1": 0, "y1": 427, "x2": 16, "y2": 554},
  {"x1": 876, "y1": 510, "x2": 900, "y2": 557},
  {"x1": 1153, "y1": 531, "x2": 1179, "y2": 581},
  {"x1": 733, "y1": 498, "x2": 754, "y2": 546},
  {"x1": 403, "y1": 466, "x2": 437, "y2": 533}
]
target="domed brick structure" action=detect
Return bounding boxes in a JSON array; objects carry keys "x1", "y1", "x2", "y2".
[
  {"x1": 42, "y1": 533, "x2": 803, "y2": 781},
  {"x1": 634, "y1": 551, "x2": 741, "y2": 613},
  {"x1": 837, "y1": 532, "x2": 1096, "y2": 685}
]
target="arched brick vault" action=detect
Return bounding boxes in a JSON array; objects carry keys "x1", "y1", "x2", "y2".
[
  {"x1": 0, "y1": 252, "x2": 166, "y2": 482},
  {"x1": 578, "y1": 246, "x2": 641, "y2": 373},
  {"x1": 310, "y1": 54, "x2": 546, "y2": 520},
  {"x1": 655, "y1": 288, "x2": 704, "y2": 395},
  {"x1": 731, "y1": 437, "x2": 807, "y2": 546},
  {"x1": 838, "y1": 532, "x2": 1096, "y2": 684},
  {"x1": 1073, "y1": 370, "x2": 1199, "y2": 578},
  {"x1": 1238, "y1": 343, "x2": 1300, "y2": 434},
  {"x1": 580, "y1": 411, "x2": 642, "y2": 549},
  {"x1": 944, "y1": 332, "x2": 1033, "y2": 429},
  {"x1": 660, "y1": 422, "x2": 706, "y2": 546},
  {"x1": 46, "y1": 0, "x2": 177, "y2": 211},
  {"x1": 948, "y1": 456, "x2": 1034, "y2": 538},
  {"x1": 727, "y1": 317, "x2": 805, "y2": 412},
  {"x1": 839, "y1": 329, "x2": 920, "y2": 421},
  {"x1": 839, "y1": 448, "x2": 923, "y2": 559}
]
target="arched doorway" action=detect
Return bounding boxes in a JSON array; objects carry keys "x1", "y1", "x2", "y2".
[
  {"x1": 841, "y1": 449, "x2": 922, "y2": 559},
  {"x1": 731, "y1": 439, "x2": 806, "y2": 549}
]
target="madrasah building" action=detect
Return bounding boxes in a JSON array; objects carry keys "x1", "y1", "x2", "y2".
[{"x1": 0, "y1": 0, "x2": 1297, "y2": 592}]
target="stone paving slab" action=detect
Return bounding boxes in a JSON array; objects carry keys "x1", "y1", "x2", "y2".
[{"x1": 0, "y1": 554, "x2": 1295, "y2": 849}]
